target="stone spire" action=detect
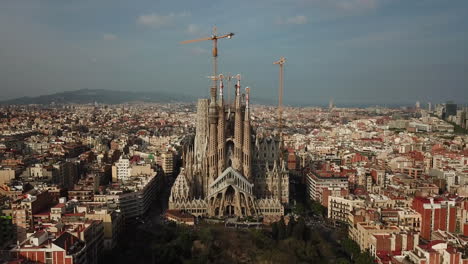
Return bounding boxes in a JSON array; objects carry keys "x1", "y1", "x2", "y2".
[
  {"x1": 233, "y1": 74, "x2": 243, "y2": 172},
  {"x1": 217, "y1": 76, "x2": 226, "y2": 176},
  {"x1": 194, "y1": 99, "x2": 208, "y2": 167},
  {"x1": 186, "y1": 145, "x2": 193, "y2": 179},
  {"x1": 208, "y1": 80, "x2": 218, "y2": 181},
  {"x1": 243, "y1": 87, "x2": 252, "y2": 179}
]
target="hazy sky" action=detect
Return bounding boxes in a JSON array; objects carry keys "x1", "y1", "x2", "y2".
[{"x1": 0, "y1": 0, "x2": 467, "y2": 106}]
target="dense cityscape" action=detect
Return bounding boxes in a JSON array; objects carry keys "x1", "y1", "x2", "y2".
[
  {"x1": 0, "y1": 97, "x2": 467, "y2": 263},
  {"x1": 1, "y1": 1, "x2": 468, "y2": 264}
]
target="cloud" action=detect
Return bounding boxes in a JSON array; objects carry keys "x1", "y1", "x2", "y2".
[
  {"x1": 287, "y1": 15, "x2": 308, "y2": 24},
  {"x1": 137, "y1": 12, "x2": 190, "y2": 28},
  {"x1": 277, "y1": 15, "x2": 308, "y2": 25},
  {"x1": 334, "y1": 0, "x2": 377, "y2": 10},
  {"x1": 189, "y1": 47, "x2": 208, "y2": 55},
  {"x1": 102, "y1": 33, "x2": 117, "y2": 40},
  {"x1": 338, "y1": 13, "x2": 462, "y2": 48},
  {"x1": 186, "y1": 24, "x2": 201, "y2": 35},
  {"x1": 298, "y1": 0, "x2": 378, "y2": 12},
  {"x1": 338, "y1": 30, "x2": 404, "y2": 47}
]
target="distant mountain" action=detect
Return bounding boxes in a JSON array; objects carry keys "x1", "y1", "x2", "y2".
[
  {"x1": 0, "y1": 89, "x2": 197, "y2": 105},
  {"x1": 3, "y1": 89, "x2": 414, "y2": 108}
]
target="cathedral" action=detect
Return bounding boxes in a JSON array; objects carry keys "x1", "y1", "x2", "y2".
[{"x1": 169, "y1": 76, "x2": 289, "y2": 219}]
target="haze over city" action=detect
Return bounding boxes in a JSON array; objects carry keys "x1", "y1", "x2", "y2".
[
  {"x1": 1, "y1": 1, "x2": 468, "y2": 264},
  {"x1": 1, "y1": 0, "x2": 467, "y2": 105}
]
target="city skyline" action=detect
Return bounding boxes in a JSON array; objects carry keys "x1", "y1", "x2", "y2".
[
  {"x1": 1, "y1": 0, "x2": 468, "y2": 105},
  {"x1": 2, "y1": 1, "x2": 468, "y2": 264}
]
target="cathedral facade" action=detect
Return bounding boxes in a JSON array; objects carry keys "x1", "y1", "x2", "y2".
[{"x1": 169, "y1": 77, "x2": 289, "y2": 218}]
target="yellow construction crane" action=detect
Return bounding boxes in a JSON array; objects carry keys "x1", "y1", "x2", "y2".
[
  {"x1": 274, "y1": 57, "x2": 286, "y2": 202},
  {"x1": 274, "y1": 57, "x2": 286, "y2": 142},
  {"x1": 180, "y1": 26, "x2": 234, "y2": 96}
]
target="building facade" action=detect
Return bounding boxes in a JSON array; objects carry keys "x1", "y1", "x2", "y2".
[
  {"x1": 169, "y1": 78, "x2": 289, "y2": 218},
  {"x1": 328, "y1": 196, "x2": 365, "y2": 224},
  {"x1": 307, "y1": 172, "x2": 348, "y2": 205},
  {"x1": 412, "y1": 197, "x2": 456, "y2": 240}
]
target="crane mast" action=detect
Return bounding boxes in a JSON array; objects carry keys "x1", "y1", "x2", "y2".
[
  {"x1": 274, "y1": 57, "x2": 286, "y2": 147},
  {"x1": 274, "y1": 56, "x2": 286, "y2": 203},
  {"x1": 180, "y1": 26, "x2": 234, "y2": 98}
]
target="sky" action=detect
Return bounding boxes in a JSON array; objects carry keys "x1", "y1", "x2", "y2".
[{"x1": 0, "y1": 0, "x2": 467, "y2": 106}]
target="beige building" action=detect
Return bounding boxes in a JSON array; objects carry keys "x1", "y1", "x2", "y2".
[
  {"x1": 349, "y1": 221, "x2": 400, "y2": 251},
  {"x1": 397, "y1": 208, "x2": 421, "y2": 231},
  {"x1": 11, "y1": 190, "x2": 54, "y2": 242},
  {"x1": 96, "y1": 171, "x2": 161, "y2": 221},
  {"x1": 0, "y1": 167, "x2": 15, "y2": 184},
  {"x1": 328, "y1": 196, "x2": 365, "y2": 224},
  {"x1": 80, "y1": 207, "x2": 123, "y2": 249},
  {"x1": 368, "y1": 194, "x2": 399, "y2": 209},
  {"x1": 158, "y1": 151, "x2": 174, "y2": 176}
]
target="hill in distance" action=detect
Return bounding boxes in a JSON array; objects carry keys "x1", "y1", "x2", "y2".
[
  {"x1": 0, "y1": 89, "x2": 197, "y2": 105},
  {"x1": 1, "y1": 88, "x2": 420, "y2": 108}
]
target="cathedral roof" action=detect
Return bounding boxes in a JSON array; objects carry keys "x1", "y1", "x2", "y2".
[{"x1": 208, "y1": 167, "x2": 254, "y2": 197}]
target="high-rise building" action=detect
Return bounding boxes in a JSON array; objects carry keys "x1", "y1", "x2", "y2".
[
  {"x1": 460, "y1": 107, "x2": 467, "y2": 129},
  {"x1": 169, "y1": 77, "x2": 289, "y2": 218},
  {"x1": 53, "y1": 161, "x2": 79, "y2": 190},
  {"x1": 81, "y1": 207, "x2": 123, "y2": 250},
  {"x1": 112, "y1": 157, "x2": 130, "y2": 181},
  {"x1": 11, "y1": 190, "x2": 54, "y2": 242},
  {"x1": 412, "y1": 197, "x2": 456, "y2": 240},
  {"x1": 307, "y1": 172, "x2": 348, "y2": 206},
  {"x1": 158, "y1": 151, "x2": 174, "y2": 176},
  {"x1": 445, "y1": 101, "x2": 457, "y2": 119}
]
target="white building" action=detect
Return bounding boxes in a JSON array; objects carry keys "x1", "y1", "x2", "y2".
[{"x1": 112, "y1": 157, "x2": 131, "y2": 181}]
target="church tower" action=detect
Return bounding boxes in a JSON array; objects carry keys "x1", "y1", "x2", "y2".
[
  {"x1": 233, "y1": 76, "x2": 243, "y2": 172},
  {"x1": 243, "y1": 87, "x2": 252, "y2": 180},
  {"x1": 208, "y1": 82, "x2": 218, "y2": 181},
  {"x1": 169, "y1": 30, "x2": 290, "y2": 218},
  {"x1": 217, "y1": 77, "x2": 226, "y2": 176}
]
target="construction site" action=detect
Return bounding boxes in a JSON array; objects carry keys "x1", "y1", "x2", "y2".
[{"x1": 168, "y1": 27, "x2": 290, "y2": 223}]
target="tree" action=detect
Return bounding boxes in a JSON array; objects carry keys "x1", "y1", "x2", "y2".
[
  {"x1": 355, "y1": 251, "x2": 375, "y2": 264},
  {"x1": 198, "y1": 226, "x2": 215, "y2": 244},
  {"x1": 342, "y1": 238, "x2": 360, "y2": 260},
  {"x1": 308, "y1": 199, "x2": 327, "y2": 216},
  {"x1": 174, "y1": 229, "x2": 195, "y2": 258},
  {"x1": 292, "y1": 203, "x2": 306, "y2": 216},
  {"x1": 292, "y1": 217, "x2": 306, "y2": 241},
  {"x1": 341, "y1": 238, "x2": 375, "y2": 264},
  {"x1": 287, "y1": 217, "x2": 296, "y2": 237},
  {"x1": 278, "y1": 217, "x2": 287, "y2": 240},
  {"x1": 154, "y1": 243, "x2": 181, "y2": 264},
  {"x1": 336, "y1": 258, "x2": 351, "y2": 264},
  {"x1": 250, "y1": 229, "x2": 271, "y2": 249},
  {"x1": 272, "y1": 222, "x2": 279, "y2": 240}
]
